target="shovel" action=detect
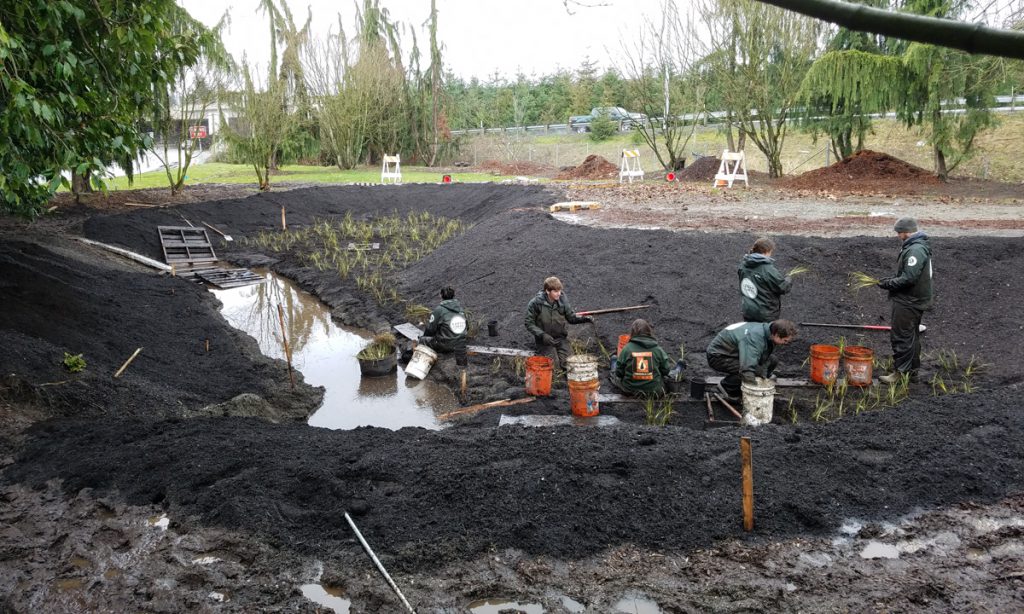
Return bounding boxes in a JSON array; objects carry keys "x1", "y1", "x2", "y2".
[
  {"x1": 202, "y1": 221, "x2": 233, "y2": 242},
  {"x1": 801, "y1": 322, "x2": 927, "y2": 333}
]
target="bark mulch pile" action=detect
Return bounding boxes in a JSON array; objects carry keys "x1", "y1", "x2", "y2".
[
  {"x1": 676, "y1": 155, "x2": 723, "y2": 181},
  {"x1": 779, "y1": 149, "x2": 942, "y2": 192},
  {"x1": 556, "y1": 154, "x2": 620, "y2": 180},
  {"x1": 477, "y1": 159, "x2": 555, "y2": 176}
]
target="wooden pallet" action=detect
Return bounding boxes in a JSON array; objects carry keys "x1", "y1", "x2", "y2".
[
  {"x1": 158, "y1": 226, "x2": 217, "y2": 277},
  {"x1": 549, "y1": 201, "x2": 601, "y2": 213},
  {"x1": 195, "y1": 268, "x2": 266, "y2": 289}
]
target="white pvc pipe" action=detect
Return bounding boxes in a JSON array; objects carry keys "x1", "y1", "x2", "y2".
[
  {"x1": 77, "y1": 237, "x2": 172, "y2": 272},
  {"x1": 344, "y1": 512, "x2": 416, "y2": 613}
]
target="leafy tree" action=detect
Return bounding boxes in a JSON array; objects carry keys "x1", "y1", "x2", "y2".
[{"x1": 0, "y1": 0, "x2": 211, "y2": 217}]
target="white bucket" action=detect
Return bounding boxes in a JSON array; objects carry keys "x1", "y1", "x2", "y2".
[
  {"x1": 405, "y1": 344, "x2": 438, "y2": 380},
  {"x1": 740, "y1": 377, "x2": 775, "y2": 426},
  {"x1": 565, "y1": 354, "x2": 599, "y2": 382}
]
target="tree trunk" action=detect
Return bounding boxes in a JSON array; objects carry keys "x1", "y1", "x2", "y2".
[
  {"x1": 934, "y1": 145, "x2": 948, "y2": 181},
  {"x1": 71, "y1": 171, "x2": 94, "y2": 201}
]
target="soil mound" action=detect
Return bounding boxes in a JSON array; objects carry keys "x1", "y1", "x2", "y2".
[
  {"x1": 676, "y1": 155, "x2": 721, "y2": 181},
  {"x1": 477, "y1": 160, "x2": 553, "y2": 176},
  {"x1": 556, "y1": 154, "x2": 619, "y2": 180},
  {"x1": 780, "y1": 149, "x2": 941, "y2": 191}
]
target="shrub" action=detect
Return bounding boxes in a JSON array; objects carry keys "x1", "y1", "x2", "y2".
[
  {"x1": 62, "y1": 352, "x2": 86, "y2": 373},
  {"x1": 588, "y1": 113, "x2": 618, "y2": 142}
]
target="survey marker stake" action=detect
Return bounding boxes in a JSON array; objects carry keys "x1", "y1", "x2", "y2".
[
  {"x1": 113, "y1": 347, "x2": 144, "y2": 378},
  {"x1": 344, "y1": 512, "x2": 416, "y2": 613}
]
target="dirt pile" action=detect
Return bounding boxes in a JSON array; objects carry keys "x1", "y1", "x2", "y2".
[
  {"x1": 556, "y1": 154, "x2": 619, "y2": 180},
  {"x1": 780, "y1": 149, "x2": 942, "y2": 192},
  {"x1": 676, "y1": 155, "x2": 722, "y2": 181},
  {"x1": 477, "y1": 159, "x2": 554, "y2": 176}
]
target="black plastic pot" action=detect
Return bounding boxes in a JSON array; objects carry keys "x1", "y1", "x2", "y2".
[{"x1": 358, "y1": 353, "x2": 397, "y2": 377}]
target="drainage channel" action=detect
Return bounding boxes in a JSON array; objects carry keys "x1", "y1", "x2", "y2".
[{"x1": 212, "y1": 270, "x2": 458, "y2": 430}]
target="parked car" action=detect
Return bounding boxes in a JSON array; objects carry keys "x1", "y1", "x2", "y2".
[{"x1": 568, "y1": 107, "x2": 648, "y2": 132}]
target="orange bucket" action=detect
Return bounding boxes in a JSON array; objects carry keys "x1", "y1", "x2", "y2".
[
  {"x1": 568, "y1": 379, "x2": 600, "y2": 417},
  {"x1": 524, "y1": 356, "x2": 554, "y2": 396},
  {"x1": 617, "y1": 334, "x2": 631, "y2": 355},
  {"x1": 843, "y1": 346, "x2": 874, "y2": 387},
  {"x1": 809, "y1": 344, "x2": 840, "y2": 385}
]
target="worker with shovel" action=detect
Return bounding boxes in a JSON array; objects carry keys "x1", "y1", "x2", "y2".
[
  {"x1": 706, "y1": 320, "x2": 798, "y2": 400},
  {"x1": 876, "y1": 218, "x2": 933, "y2": 383},
  {"x1": 611, "y1": 319, "x2": 674, "y2": 398},
  {"x1": 524, "y1": 276, "x2": 593, "y2": 373},
  {"x1": 738, "y1": 237, "x2": 793, "y2": 322},
  {"x1": 419, "y1": 285, "x2": 468, "y2": 364}
]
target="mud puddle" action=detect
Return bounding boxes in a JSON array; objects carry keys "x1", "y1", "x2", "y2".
[{"x1": 212, "y1": 270, "x2": 457, "y2": 430}]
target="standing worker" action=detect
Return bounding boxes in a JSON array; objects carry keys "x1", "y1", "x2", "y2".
[
  {"x1": 611, "y1": 319, "x2": 674, "y2": 398},
  {"x1": 419, "y1": 285, "x2": 468, "y2": 363},
  {"x1": 524, "y1": 276, "x2": 593, "y2": 372},
  {"x1": 738, "y1": 237, "x2": 793, "y2": 322},
  {"x1": 706, "y1": 320, "x2": 798, "y2": 400},
  {"x1": 877, "y1": 218, "x2": 933, "y2": 383}
]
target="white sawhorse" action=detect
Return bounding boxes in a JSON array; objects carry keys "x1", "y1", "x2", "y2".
[
  {"x1": 713, "y1": 150, "x2": 748, "y2": 188},
  {"x1": 619, "y1": 149, "x2": 644, "y2": 184},
  {"x1": 381, "y1": 154, "x2": 402, "y2": 184}
]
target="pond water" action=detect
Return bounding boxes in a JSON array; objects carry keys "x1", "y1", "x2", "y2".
[{"x1": 212, "y1": 270, "x2": 458, "y2": 430}]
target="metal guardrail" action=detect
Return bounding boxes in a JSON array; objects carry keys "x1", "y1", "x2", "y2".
[{"x1": 451, "y1": 94, "x2": 1023, "y2": 136}]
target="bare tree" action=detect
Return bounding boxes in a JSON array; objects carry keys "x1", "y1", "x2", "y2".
[{"x1": 698, "y1": 0, "x2": 821, "y2": 177}]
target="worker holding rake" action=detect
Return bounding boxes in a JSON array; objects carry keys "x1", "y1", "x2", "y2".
[
  {"x1": 877, "y1": 218, "x2": 933, "y2": 383},
  {"x1": 524, "y1": 276, "x2": 593, "y2": 373}
]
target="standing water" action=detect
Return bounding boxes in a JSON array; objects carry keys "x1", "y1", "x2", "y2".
[{"x1": 212, "y1": 270, "x2": 458, "y2": 430}]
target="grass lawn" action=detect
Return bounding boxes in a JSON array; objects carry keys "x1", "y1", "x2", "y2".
[{"x1": 105, "y1": 163, "x2": 519, "y2": 191}]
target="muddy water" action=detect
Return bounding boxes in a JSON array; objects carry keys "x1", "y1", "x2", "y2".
[{"x1": 212, "y1": 271, "x2": 458, "y2": 430}]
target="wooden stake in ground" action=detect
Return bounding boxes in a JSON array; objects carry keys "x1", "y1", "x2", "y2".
[
  {"x1": 205, "y1": 339, "x2": 210, "y2": 353},
  {"x1": 281, "y1": 206, "x2": 287, "y2": 231},
  {"x1": 276, "y1": 304, "x2": 295, "y2": 389},
  {"x1": 740, "y1": 437, "x2": 754, "y2": 531},
  {"x1": 113, "y1": 347, "x2": 143, "y2": 378}
]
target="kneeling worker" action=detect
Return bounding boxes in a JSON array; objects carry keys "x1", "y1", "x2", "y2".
[
  {"x1": 612, "y1": 319, "x2": 673, "y2": 398},
  {"x1": 524, "y1": 276, "x2": 593, "y2": 372},
  {"x1": 419, "y1": 285, "x2": 467, "y2": 358},
  {"x1": 706, "y1": 320, "x2": 798, "y2": 400}
]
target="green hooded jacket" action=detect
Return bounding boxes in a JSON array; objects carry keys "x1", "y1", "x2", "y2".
[
  {"x1": 881, "y1": 233, "x2": 933, "y2": 310},
  {"x1": 614, "y1": 335, "x2": 673, "y2": 397},
  {"x1": 738, "y1": 253, "x2": 792, "y2": 322},
  {"x1": 524, "y1": 291, "x2": 586, "y2": 342},
  {"x1": 706, "y1": 322, "x2": 775, "y2": 378},
  {"x1": 423, "y1": 299, "x2": 467, "y2": 352}
]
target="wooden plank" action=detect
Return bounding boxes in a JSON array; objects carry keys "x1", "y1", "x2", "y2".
[
  {"x1": 549, "y1": 201, "x2": 600, "y2": 212},
  {"x1": 598, "y1": 392, "x2": 695, "y2": 403},
  {"x1": 702, "y1": 376, "x2": 813, "y2": 388},
  {"x1": 466, "y1": 345, "x2": 534, "y2": 358},
  {"x1": 393, "y1": 323, "x2": 423, "y2": 340}
]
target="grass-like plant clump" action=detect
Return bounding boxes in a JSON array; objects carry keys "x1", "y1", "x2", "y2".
[
  {"x1": 848, "y1": 271, "x2": 881, "y2": 290},
  {"x1": 246, "y1": 211, "x2": 468, "y2": 306},
  {"x1": 62, "y1": 352, "x2": 86, "y2": 373},
  {"x1": 644, "y1": 396, "x2": 674, "y2": 426},
  {"x1": 357, "y1": 332, "x2": 397, "y2": 361}
]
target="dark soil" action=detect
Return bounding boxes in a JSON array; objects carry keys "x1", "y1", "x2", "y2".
[
  {"x1": 556, "y1": 154, "x2": 620, "y2": 180},
  {"x1": 2, "y1": 181, "x2": 1024, "y2": 612}
]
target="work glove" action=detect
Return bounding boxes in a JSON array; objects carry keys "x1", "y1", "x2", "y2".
[
  {"x1": 580, "y1": 315, "x2": 595, "y2": 324},
  {"x1": 877, "y1": 277, "x2": 893, "y2": 290},
  {"x1": 541, "y1": 334, "x2": 556, "y2": 346},
  {"x1": 741, "y1": 372, "x2": 758, "y2": 385}
]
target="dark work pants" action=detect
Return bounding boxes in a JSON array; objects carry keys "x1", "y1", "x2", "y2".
[
  {"x1": 536, "y1": 337, "x2": 571, "y2": 373},
  {"x1": 706, "y1": 353, "x2": 777, "y2": 397},
  {"x1": 707, "y1": 352, "x2": 742, "y2": 397},
  {"x1": 891, "y1": 303, "x2": 924, "y2": 374}
]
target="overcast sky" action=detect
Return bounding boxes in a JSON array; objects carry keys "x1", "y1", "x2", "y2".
[{"x1": 179, "y1": 0, "x2": 668, "y2": 81}]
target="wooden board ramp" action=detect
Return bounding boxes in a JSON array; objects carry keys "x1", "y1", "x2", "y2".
[{"x1": 393, "y1": 322, "x2": 534, "y2": 357}]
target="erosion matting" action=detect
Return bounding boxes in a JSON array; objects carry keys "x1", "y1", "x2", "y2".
[{"x1": 2, "y1": 183, "x2": 1024, "y2": 611}]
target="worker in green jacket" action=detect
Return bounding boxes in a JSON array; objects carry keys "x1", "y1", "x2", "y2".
[
  {"x1": 420, "y1": 285, "x2": 467, "y2": 358},
  {"x1": 738, "y1": 237, "x2": 793, "y2": 322},
  {"x1": 706, "y1": 319, "x2": 798, "y2": 400},
  {"x1": 611, "y1": 319, "x2": 674, "y2": 397},
  {"x1": 524, "y1": 276, "x2": 593, "y2": 372},
  {"x1": 877, "y1": 218, "x2": 933, "y2": 383}
]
